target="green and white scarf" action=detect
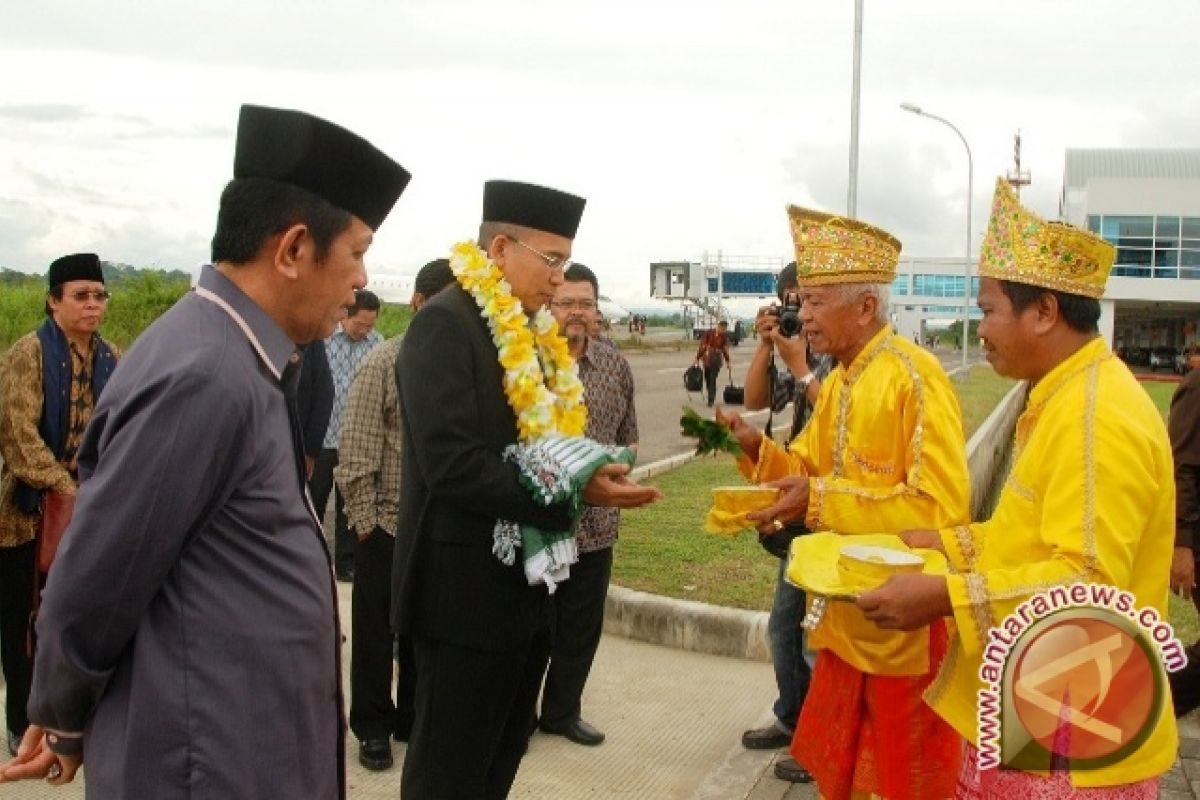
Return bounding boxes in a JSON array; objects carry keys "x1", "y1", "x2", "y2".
[{"x1": 495, "y1": 435, "x2": 636, "y2": 592}]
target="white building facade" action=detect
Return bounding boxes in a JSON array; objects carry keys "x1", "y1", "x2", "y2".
[{"x1": 1061, "y1": 148, "x2": 1200, "y2": 363}]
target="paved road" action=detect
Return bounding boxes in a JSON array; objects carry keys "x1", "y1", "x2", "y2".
[{"x1": 622, "y1": 341, "x2": 980, "y2": 466}]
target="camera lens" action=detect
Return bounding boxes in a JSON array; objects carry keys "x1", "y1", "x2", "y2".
[{"x1": 778, "y1": 311, "x2": 802, "y2": 337}]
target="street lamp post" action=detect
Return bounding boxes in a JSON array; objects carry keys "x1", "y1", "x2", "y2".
[
  {"x1": 847, "y1": 0, "x2": 864, "y2": 218},
  {"x1": 900, "y1": 102, "x2": 973, "y2": 377}
]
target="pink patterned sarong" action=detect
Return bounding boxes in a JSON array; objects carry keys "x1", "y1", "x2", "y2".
[{"x1": 957, "y1": 743, "x2": 1160, "y2": 800}]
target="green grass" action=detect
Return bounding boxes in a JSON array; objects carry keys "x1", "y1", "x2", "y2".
[
  {"x1": 1170, "y1": 595, "x2": 1199, "y2": 647},
  {"x1": 374, "y1": 304, "x2": 414, "y2": 339},
  {"x1": 956, "y1": 365, "x2": 1018, "y2": 438},
  {"x1": 1140, "y1": 379, "x2": 1175, "y2": 423},
  {"x1": 0, "y1": 274, "x2": 192, "y2": 351},
  {"x1": 617, "y1": 458, "x2": 775, "y2": 610},
  {"x1": 1, "y1": 273, "x2": 415, "y2": 352},
  {"x1": 614, "y1": 364, "x2": 1018, "y2": 610}
]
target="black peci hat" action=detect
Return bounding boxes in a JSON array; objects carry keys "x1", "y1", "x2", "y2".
[
  {"x1": 48, "y1": 253, "x2": 104, "y2": 288},
  {"x1": 233, "y1": 104, "x2": 411, "y2": 231},
  {"x1": 482, "y1": 180, "x2": 586, "y2": 239}
]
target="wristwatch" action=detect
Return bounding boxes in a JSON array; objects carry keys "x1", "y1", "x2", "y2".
[
  {"x1": 797, "y1": 372, "x2": 816, "y2": 389},
  {"x1": 45, "y1": 732, "x2": 83, "y2": 756}
]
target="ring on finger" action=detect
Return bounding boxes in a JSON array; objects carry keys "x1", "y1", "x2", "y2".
[
  {"x1": 772, "y1": 519, "x2": 784, "y2": 532},
  {"x1": 47, "y1": 763, "x2": 63, "y2": 780}
]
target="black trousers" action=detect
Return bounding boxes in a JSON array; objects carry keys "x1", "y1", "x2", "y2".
[
  {"x1": 1170, "y1": 642, "x2": 1200, "y2": 718},
  {"x1": 308, "y1": 448, "x2": 355, "y2": 576},
  {"x1": 349, "y1": 527, "x2": 416, "y2": 740},
  {"x1": 538, "y1": 547, "x2": 612, "y2": 727},
  {"x1": 702, "y1": 356, "x2": 723, "y2": 406},
  {"x1": 402, "y1": 625, "x2": 553, "y2": 799},
  {"x1": 0, "y1": 541, "x2": 36, "y2": 737}
]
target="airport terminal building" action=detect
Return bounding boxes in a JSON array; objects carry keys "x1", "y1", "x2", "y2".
[{"x1": 1061, "y1": 148, "x2": 1200, "y2": 366}]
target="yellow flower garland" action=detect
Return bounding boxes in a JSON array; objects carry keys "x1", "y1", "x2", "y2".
[{"x1": 449, "y1": 241, "x2": 588, "y2": 442}]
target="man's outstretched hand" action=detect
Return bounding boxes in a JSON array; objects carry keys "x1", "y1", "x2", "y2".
[{"x1": 582, "y1": 463, "x2": 663, "y2": 509}]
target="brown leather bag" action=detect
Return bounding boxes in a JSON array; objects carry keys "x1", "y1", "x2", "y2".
[{"x1": 38, "y1": 490, "x2": 76, "y2": 573}]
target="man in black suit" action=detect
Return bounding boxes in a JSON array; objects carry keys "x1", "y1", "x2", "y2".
[{"x1": 393, "y1": 180, "x2": 660, "y2": 799}]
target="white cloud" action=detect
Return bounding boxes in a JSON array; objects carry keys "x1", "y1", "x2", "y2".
[{"x1": 1, "y1": 0, "x2": 1198, "y2": 305}]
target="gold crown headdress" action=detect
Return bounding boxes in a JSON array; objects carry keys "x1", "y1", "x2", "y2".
[
  {"x1": 785, "y1": 206, "x2": 902, "y2": 286},
  {"x1": 978, "y1": 178, "x2": 1114, "y2": 299}
]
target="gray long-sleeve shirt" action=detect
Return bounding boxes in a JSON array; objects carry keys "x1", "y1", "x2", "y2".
[{"x1": 29, "y1": 265, "x2": 343, "y2": 799}]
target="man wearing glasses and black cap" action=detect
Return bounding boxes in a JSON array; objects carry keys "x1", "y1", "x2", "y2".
[
  {"x1": 0, "y1": 253, "x2": 119, "y2": 759},
  {"x1": 394, "y1": 180, "x2": 660, "y2": 798},
  {"x1": 1, "y1": 105, "x2": 411, "y2": 800}
]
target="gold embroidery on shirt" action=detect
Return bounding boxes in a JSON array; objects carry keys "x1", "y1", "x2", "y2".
[
  {"x1": 832, "y1": 377, "x2": 850, "y2": 478},
  {"x1": 965, "y1": 573, "x2": 997, "y2": 640},
  {"x1": 885, "y1": 344, "x2": 928, "y2": 489},
  {"x1": 954, "y1": 525, "x2": 978, "y2": 570},
  {"x1": 807, "y1": 476, "x2": 826, "y2": 529},
  {"x1": 822, "y1": 482, "x2": 919, "y2": 502},
  {"x1": 988, "y1": 576, "x2": 1077, "y2": 602},
  {"x1": 924, "y1": 630, "x2": 960, "y2": 707},
  {"x1": 831, "y1": 331, "x2": 892, "y2": 478},
  {"x1": 849, "y1": 448, "x2": 898, "y2": 475}
]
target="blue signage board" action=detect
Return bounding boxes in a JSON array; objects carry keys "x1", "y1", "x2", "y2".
[{"x1": 706, "y1": 270, "x2": 777, "y2": 296}]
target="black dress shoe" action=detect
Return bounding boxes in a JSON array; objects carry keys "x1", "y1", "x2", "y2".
[
  {"x1": 741, "y1": 723, "x2": 791, "y2": 750},
  {"x1": 358, "y1": 738, "x2": 393, "y2": 771},
  {"x1": 774, "y1": 756, "x2": 813, "y2": 783},
  {"x1": 539, "y1": 717, "x2": 605, "y2": 746}
]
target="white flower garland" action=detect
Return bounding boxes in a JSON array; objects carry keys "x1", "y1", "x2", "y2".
[{"x1": 448, "y1": 241, "x2": 587, "y2": 441}]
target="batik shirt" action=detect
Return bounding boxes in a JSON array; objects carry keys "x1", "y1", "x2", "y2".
[
  {"x1": 323, "y1": 325, "x2": 383, "y2": 449},
  {"x1": 575, "y1": 337, "x2": 639, "y2": 553},
  {"x1": 0, "y1": 330, "x2": 120, "y2": 547}
]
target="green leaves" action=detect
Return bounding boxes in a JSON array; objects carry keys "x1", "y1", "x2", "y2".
[{"x1": 680, "y1": 407, "x2": 742, "y2": 457}]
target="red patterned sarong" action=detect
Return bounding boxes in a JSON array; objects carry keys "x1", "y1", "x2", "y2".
[
  {"x1": 956, "y1": 743, "x2": 1160, "y2": 799},
  {"x1": 792, "y1": 620, "x2": 959, "y2": 800}
]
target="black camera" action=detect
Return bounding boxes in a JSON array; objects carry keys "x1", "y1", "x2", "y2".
[{"x1": 776, "y1": 292, "x2": 802, "y2": 338}]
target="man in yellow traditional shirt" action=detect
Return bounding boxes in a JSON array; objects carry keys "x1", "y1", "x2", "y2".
[
  {"x1": 859, "y1": 178, "x2": 1177, "y2": 798},
  {"x1": 720, "y1": 206, "x2": 970, "y2": 800}
]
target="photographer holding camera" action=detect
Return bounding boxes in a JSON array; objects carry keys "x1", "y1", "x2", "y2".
[
  {"x1": 736, "y1": 261, "x2": 832, "y2": 784},
  {"x1": 746, "y1": 262, "x2": 831, "y2": 436}
]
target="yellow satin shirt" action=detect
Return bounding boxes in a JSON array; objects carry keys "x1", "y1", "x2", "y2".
[
  {"x1": 928, "y1": 337, "x2": 1178, "y2": 787},
  {"x1": 739, "y1": 326, "x2": 970, "y2": 675}
]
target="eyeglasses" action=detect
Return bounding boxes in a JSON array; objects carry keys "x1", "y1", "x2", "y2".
[
  {"x1": 506, "y1": 236, "x2": 572, "y2": 272},
  {"x1": 550, "y1": 299, "x2": 597, "y2": 311},
  {"x1": 68, "y1": 290, "x2": 110, "y2": 303}
]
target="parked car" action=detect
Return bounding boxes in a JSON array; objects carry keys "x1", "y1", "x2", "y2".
[
  {"x1": 1149, "y1": 346, "x2": 1176, "y2": 372},
  {"x1": 1122, "y1": 347, "x2": 1151, "y2": 367}
]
